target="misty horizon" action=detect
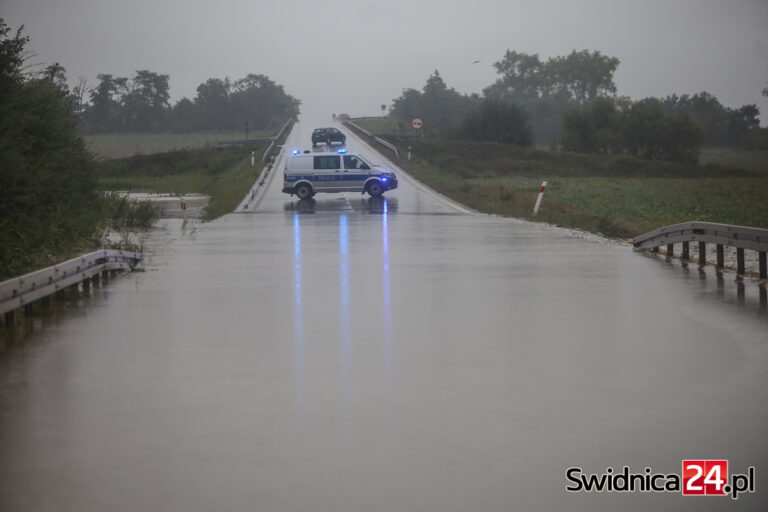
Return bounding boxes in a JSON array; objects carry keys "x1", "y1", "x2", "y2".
[{"x1": 3, "y1": 0, "x2": 767, "y2": 123}]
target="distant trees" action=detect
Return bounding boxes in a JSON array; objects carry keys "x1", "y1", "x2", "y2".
[
  {"x1": 80, "y1": 71, "x2": 300, "y2": 134},
  {"x1": 484, "y1": 50, "x2": 620, "y2": 145},
  {"x1": 462, "y1": 99, "x2": 533, "y2": 146},
  {"x1": 562, "y1": 97, "x2": 703, "y2": 162},
  {"x1": 659, "y1": 92, "x2": 760, "y2": 146},
  {"x1": 390, "y1": 70, "x2": 480, "y2": 135}
]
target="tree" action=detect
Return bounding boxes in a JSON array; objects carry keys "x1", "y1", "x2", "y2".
[
  {"x1": 84, "y1": 73, "x2": 127, "y2": 132},
  {"x1": 0, "y1": 18, "x2": 100, "y2": 278},
  {"x1": 194, "y1": 77, "x2": 231, "y2": 131},
  {"x1": 462, "y1": 98, "x2": 533, "y2": 146},
  {"x1": 390, "y1": 71, "x2": 479, "y2": 136},
  {"x1": 122, "y1": 70, "x2": 170, "y2": 131},
  {"x1": 562, "y1": 97, "x2": 702, "y2": 162}
]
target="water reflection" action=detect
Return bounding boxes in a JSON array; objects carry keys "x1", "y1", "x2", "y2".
[
  {"x1": 293, "y1": 214, "x2": 304, "y2": 422},
  {"x1": 382, "y1": 202, "x2": 392, "y2": 384},
  {"x1": 339, "y1": 214, "x2": 350, "y2": 378}
]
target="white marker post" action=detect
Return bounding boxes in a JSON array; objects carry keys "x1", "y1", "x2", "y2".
[
  {"x1": 181, "y1": 199, "x2": 187, "y2": 222},
  {"x1": 250, "y1": 151, "x2": 255, "y2": 167},
  {"x1": 532, "y1": 181, "x2": 547, "y2": 217},
  {"x1": 408, "y1": 145, "x2": 412, "y2": 161}
]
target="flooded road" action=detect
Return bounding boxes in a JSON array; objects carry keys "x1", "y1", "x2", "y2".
[{"x1": 1, "y1": 119, "x2": 767, "y2": 511}]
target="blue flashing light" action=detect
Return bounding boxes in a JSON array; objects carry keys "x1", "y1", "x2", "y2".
[
  {"x1": 338, "y1": 148, "x2": 348, "y2": 154},
  {"x1": 381, "y1": 177, "x2": 388, "y2": 182},
  {"x1": 292, "y1": 149, "x2": 300, "y2": 155}
]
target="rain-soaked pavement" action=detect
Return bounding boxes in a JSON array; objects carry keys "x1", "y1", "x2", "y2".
[{"x1": 1, "y1": 118, "x2": 767, "y2": 511}]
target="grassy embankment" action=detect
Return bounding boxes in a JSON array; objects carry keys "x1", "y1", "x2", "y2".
[
  {"x1": 349, "y1": 118, "x2": 768, "y2": 238},
  {"x1": 85, "y1": 129, "x2": 276, "y2": 159},
  {"x1": 94, "y1": 123, "x2": 292, "y2": 220}
]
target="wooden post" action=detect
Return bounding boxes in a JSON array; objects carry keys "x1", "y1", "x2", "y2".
[
  {"x1": 737, "y1": 248, "x2": 745, "y2": 275},
  {"x1": 698, "y1": 242, "x2": 706, "y2": 266},
  {"x1": 682, "y1": 241, "x2": 690, "y2": 261},
  {"x1": 716, "y1": 244, "x2": 724, "y2": 269}
]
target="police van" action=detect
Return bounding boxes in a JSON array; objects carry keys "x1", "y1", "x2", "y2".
[{"x1": 282, "y1": 150, "x2": 398, "y2": 199}]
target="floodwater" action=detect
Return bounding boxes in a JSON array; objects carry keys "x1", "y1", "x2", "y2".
[{"x1": 1, "y1": 118, "x2": 767, "y2": 512}]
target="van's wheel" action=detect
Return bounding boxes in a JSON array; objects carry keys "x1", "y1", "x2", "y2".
[
  {"x1": 367, "y1": 180, "x2": 383, "y2": 197},
  {"x1": 296, "y1": 183, "x2": 313, "y2": 199}
]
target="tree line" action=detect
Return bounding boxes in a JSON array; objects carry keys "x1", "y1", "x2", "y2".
[
  {"x1": 389, "y1": 50, "x2": 767, "y2": 162},
  {"x1": 77, "y1": 71, "x2": 300, "y2": 134}
]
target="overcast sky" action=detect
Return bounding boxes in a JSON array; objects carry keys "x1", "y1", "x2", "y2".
[{"x1": 3, "y1": 0, "x2": 767, "y2": 123}]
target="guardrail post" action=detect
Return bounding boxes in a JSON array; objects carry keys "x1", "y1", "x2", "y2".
[
  {"x1": 682, "y1": 241, "x2": 690, "y2": 261},
  {"x1": 737, "y1": 248, "x2": 745, "y2": 275},
  {"x1": 4, "y1": 311, "x2": 13, "y2": 326},
  {"x1": 716, "y1": 244, "x2": 724, "y2": 269},
  {"x1": 760, "y1": 252, "x2": 767, "y2": 280},
  {"x1": 698, "y1": 242, "x2": 706, "y2": 266},
  {"x1": 82, "y1": 278, "x2": 90, "y2": 291},
  {"x1": 651, "y1": 246, "x2": 659, "y2": 253},
  {"x1": 24, "y1": 303, "x2": 33, "y2": 317},
  {"x1": 667, "y1": 243, "x2": 674, "y2": 256}
]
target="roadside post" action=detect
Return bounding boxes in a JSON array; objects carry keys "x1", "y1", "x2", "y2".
[
  {"x1": 180, "y1": 199, "x2": 187, "y2": 222},
  {"x1": 251, "y1": 151, "x2": 255, "y2": 167},
  {"x1": 532, "y1": 181, "x2": 547, "y2": 217},
  {"x1": 408, "y1": 145, "x2": 412, "y2": 161}
]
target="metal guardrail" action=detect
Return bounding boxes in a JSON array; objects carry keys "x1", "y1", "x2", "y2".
[
  {"x1": 262, "y1": 120, "x2": 292, "y2": 162},
  {"x1": 633, "y1": 221, "x2": 768, "y2": 278},
  {"x1": 374, "y1": 136, "x2": 399, "y2": 158},
  {"x1": 347, "y1": 120, "x2": 373, "y2": 137},
  {"x1": 1, "y1": 249, "x2": 142, "y2": 318},
  {"x1": 345, "y1": 121, "x2": 399, "y2": 158}
]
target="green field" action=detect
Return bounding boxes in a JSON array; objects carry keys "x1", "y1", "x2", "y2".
[
  {"x1": 93, "y1": 122, "x2": 293, "y2": 219},
  {"x1": 346, "y1": 123, "x2": 768, "y2": 238},
  {"x1": 85, "y1": 129, "x2": 276, "y2": 159},
  {"x1": 352, "y1": 116, "x2": 412, "y2": 135},
  {"x1": 95, "y1": 145, "x2": 266, "y2": 220}
]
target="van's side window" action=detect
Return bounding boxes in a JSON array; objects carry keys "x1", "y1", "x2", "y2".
[
  {"x1": 314, "y1": 156, "x2": 340, "y2": 170},
  {"x1": 343, "y1": 156, "x2": 369, "y2": 170}
]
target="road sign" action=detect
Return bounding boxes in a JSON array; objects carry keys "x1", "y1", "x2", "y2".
[{"x1": 411, "y1": 117, "x2": 423, "y2": 130}]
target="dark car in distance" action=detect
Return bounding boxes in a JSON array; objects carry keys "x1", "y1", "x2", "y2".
[{"x1": 312, "y1": 127, "x2": 346, "y2": 146}]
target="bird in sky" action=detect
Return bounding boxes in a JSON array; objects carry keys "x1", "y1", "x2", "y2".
[{"x1": 472, "y1": 60, "x2": 482, "y2": 64}]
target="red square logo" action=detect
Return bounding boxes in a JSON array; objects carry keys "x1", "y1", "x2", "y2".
[{"x1": 682, "y1": 460, "x2": 728, "y2": 496}]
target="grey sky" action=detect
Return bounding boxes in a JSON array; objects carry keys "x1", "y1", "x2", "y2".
[{"x1": 3, "y1": 0, "x2": 767, "y2": 123}]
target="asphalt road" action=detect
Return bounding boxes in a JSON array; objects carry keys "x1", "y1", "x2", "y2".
[{"x1": 1, "y1": 117, "x2": 767, "y2": 511}]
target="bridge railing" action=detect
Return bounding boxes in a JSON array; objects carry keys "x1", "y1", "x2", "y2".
[
  {"x1": 633, "y1": 221, "x2": 768, "y2": 278},
  {"x1": 0, "y1": 249, "x2": 142, "y2": 321}
]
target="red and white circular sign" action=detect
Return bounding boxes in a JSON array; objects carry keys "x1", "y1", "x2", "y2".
[{"x1": 411, "y1": 117, "x2": 423, "y2": 130}]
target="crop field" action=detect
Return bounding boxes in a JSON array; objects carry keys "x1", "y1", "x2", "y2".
[{"x1": 345, "y1": 123, "x2": 768, "y2": 238}]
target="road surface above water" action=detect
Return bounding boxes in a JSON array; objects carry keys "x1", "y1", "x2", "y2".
[{"x1": 1, "y1": 117, "x2": 767, "y2": 511}]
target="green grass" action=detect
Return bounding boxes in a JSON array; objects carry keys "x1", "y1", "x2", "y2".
[
  {"x1": 85, "y1": 129, "x2": 277, "y2": 159},
  {"x1": 352, "y1": 116, "x2": 412, "y2": 135},
  {"x1": 95, "y1": 145, "x2": 266, "y2": 219},
  {"x1": 345, "y1": 122, "x2": 768, "y2": 238}
]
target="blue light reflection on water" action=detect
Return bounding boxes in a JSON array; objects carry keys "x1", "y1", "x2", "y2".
[
  {"x1": 382, "y1": 201, "x2": 392, "y2": 383},
  {"x1": 293, "y1": 214, "x2": 304, "y2": 424},
  {"x1": 339, "y1": 215, "x2": 350, "y2": 378}
]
